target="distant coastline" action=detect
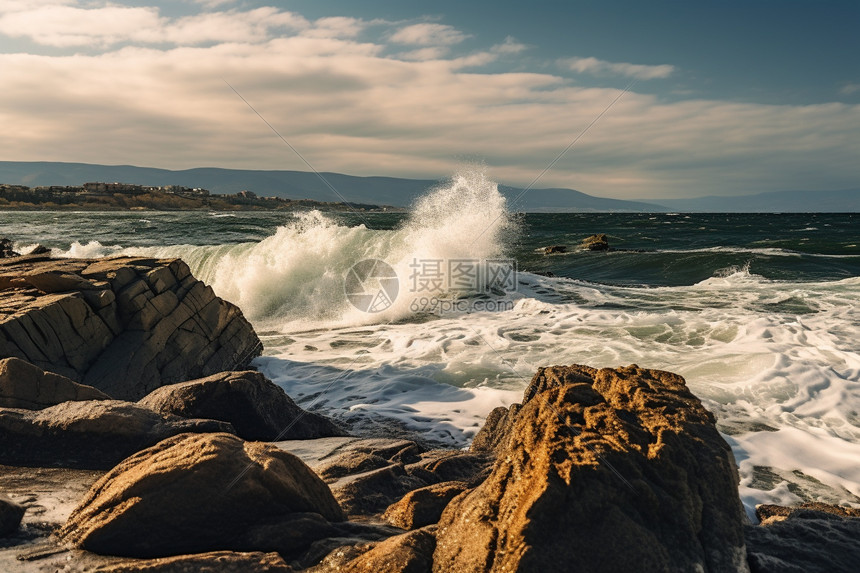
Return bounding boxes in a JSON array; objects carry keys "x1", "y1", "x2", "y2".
[{"x1": 0, "y1": 182, "x2": 397, "y2": 212}]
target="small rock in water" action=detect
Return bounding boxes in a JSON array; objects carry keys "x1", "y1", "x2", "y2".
[
  {"x1": 581, "y1": 233, "x2": 610, "y2": 250},
  {"x1": 542, "y1": 245, "x2": 567, "y2": 254}
]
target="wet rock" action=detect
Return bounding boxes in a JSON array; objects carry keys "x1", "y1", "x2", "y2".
[
  {"x1": 745, "y1": 503, "x2": 860, "y2": 573},
  {"x1": 90, "y1": 551, "x2": 294, "y2": 572},
  {"x1": 541, "y1": 245, "x2": 566, "y2": 254},
  {"x1": 0, "y1": 400, "x2": 234, "y2": 468},
  {"x1": 581, "y1": 233, "x2": 610, "y2": 250},
  {"x1": 311, "y1": 528, "x2": 436, "y2": 573},
  {"x1": 62, "y1": 432, "x2": 345, "y2": 558},
  {"x1": 0, "y1": 493, "x2": 25, "y2": 537},
  {"x1": 383, "y1": 482, "x2": 470, "y2": 530},
  {"x1": 0, "y1": 356, "x2": 109, "y2": 410},
  {"x1": 434, "y1": 364, "x2": 749, "y2": 573},
  {"x1": 0, "y1": 239, "x2": 19, "y2": 259},
  {"x1": 139, "y1": 370, "x2": 347, "y2": 441},
  {"x1": 0, "y1": 256, "x2": 262, "y2": 400}
]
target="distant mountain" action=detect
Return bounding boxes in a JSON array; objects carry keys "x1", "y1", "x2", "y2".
[
  {"x1": 0, "y1": 162, "x2": 665, "y2": 212},
  {"x1": 651, "y1": 189, "x2": 859, "y2": 212}
]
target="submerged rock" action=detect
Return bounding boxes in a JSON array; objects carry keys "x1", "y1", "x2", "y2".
[
  {"x1": 0, "y1": 356, "x2": 109, "y2": 410},
  {"x1": 434, "y1": 364, "x2": 749, "y2": 573},
  {"x1": 541, "y1": 245, "x2": 567, "y2": 254},
  {"x1": 62, "y1": 432, "x2": 346, "y2": 558},
  {"x1": 0, "y1": 493, "x2": 25, "y2": 537},
  {"x1": 745, "y1": 503, "x2": 860, "y2": 573},
  {"x1": 0, "y1": 256, "x2": 262, "y2": 400},
  {"x1": 581, "y1": 233, "x2": 610, "y2": 250},
  {"x1": 0, "y1": 400, "x2": 233, "y2": 468},
  {"x1": 139, "y1": 370, "x2": 348, "y2": 441}
]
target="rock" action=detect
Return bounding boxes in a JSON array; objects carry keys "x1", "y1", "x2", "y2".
[
  {"x1": 26, "y1": 245, "x2": 51, "y2": 256},
  {"x1": 541, "y1": 245, "x2": 566, "y2": 254},
  {"x1": 138, "y1": 370, "x2": 346, "y2": 441},
  {"x1": 61, "y1": 432, "x2": 346, "y2": 558},
  {"x1": 0, "y1": 256, "x2": 262, "y2": 400},
  {"x1": 0, "y1": 400, "x2": 234, "y2": 468},
  {"x1": 405, "y1": 450, "x2": 492, "y2": 486},
  {"x1": 0, "y1": 239, "x2": 19, "y2": 259},
  {"x1": 434, "y1": 364, "x2": 749, "y2": 573},
  {"x1": 0, "y1": 493, "x2": 25, "y2": 537},
  {"x1": 745, "y1": 503, "x2": 860, "y2": 573},
  {"x1": 0, "y1": 356, "x2": 109, "y2": 410},
  {"x1": 311, "y1": 528, "x2": 436, "y2": 573},
  {"x1": 581, "y1": 233, "x2": 610, "y2": 251},
  {"x1": 90, "y1": 551, "x2": 294, "y2": 572},
  {"x1": 383, "y1": 482, "x2": 470, "y2": 530}
]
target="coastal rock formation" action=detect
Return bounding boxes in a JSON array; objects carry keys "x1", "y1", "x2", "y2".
[
  {"x1": 581, "y1": 233, "x2": 610, "y2": 250},
  {"x1": 383, "y1": 482, "x2": 470, "y2": 530},
  {"x1": 0, "y1": 256, "x2": 262, "y2": 400},
  {"x1": 138, "y1": 370, "x2": 347, "y2": 441},
  {"x1": 89, "y1": 551, "x2": 294, "y2": 572},
  {"x1": 434, "y1": 364, "x2": 749, "y2": 573},
  {"x1": 0, "y1": 493, "x2": 25, "y2": 537},
  {"x1": 310, "y1": 527, "x2": 437, "y2": 573},
  {"x1": 0, "y1": 356, "x2": 109, "y2": 410},
  {"x1": 0, "y1": 400, "x2": 234, "y2": 468},
  {"x1": 745, "y1": 503, "x2": 860, "y2": 573},
  {"x1": 61, "y1": 432, "x2": 346, "y2": 558},
  {"x1": 0, "y1": 239, "x2": 19, "y2": 259}
]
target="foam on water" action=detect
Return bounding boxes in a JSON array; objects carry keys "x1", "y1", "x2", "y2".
[{"x1": 50, "y1": 172, "x2": 860, "y2": 516}]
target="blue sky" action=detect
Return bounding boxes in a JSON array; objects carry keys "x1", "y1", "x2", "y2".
[{"x1": 0, "y1": 0, "x2": 858, "y2": 199}]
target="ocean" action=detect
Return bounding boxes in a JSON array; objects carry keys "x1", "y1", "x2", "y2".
[{"x1": 2, "y1": 170, "x2": 859, "y2": 519}]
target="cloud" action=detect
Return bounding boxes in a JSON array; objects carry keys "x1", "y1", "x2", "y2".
[
  {"x1": 491, "y1": 36, "x2": 528, "y2": 55},
  {"x1": 0, "y1": 3, "x2": 857, "y2": 200},
  {"x1": 564, "y1": 56, "x2": 675, "y2": 80},
  {"x1": 840, "y1": 83, "x2": 860, "y2": 96},
  {"x1": 389, "y1": 23, "x2": 468, "y2": 46}
]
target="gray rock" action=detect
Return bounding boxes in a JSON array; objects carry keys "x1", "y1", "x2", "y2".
[
  {"x1": 139, "y1": 370, "x2": 347, "y2": 441},
  {"x1": 0, "y1": 399, "x2": 234, "y2": 468},
  {"x1": 0, "y1": 356, "x2": 109, "y2": 410},
  {"x1": 745, "y1": 503, "x2": 860, "y2": 573},
  {"x1": 0, "y1": 256, "x2": 262, "y2": 400},
  {"x1": 0, "y1": 493, "x2": 25, "y2": 537}
]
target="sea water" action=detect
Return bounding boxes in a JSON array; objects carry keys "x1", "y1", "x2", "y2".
[{"x1": 3, "y1": 170, "x2": 858, "y2": 519}]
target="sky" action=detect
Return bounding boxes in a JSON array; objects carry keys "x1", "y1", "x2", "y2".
[{"x1": 0, "y1": 0, "x2": 858, "y2": 200}]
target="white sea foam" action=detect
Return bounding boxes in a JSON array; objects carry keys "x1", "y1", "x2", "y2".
[{"x1": 51, "y1": 172, "x2": 860, "y2": 511}]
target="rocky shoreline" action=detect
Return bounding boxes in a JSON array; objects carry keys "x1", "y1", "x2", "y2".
[{"x1": 1, "y1": 253, "x2": 858, "y2": 572}]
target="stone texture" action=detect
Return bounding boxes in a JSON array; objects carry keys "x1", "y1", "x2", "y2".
[
  {"x1": 745, "y1": 503, "x2": 860, "y2": 573},
  {"x1": 0, "y1": 356, "x2": 109, "y2": 410},
  {"x1": 0, "y1": 256, "x2": 262, "y2": 400},
  {"x1": 90, "y1": 551, "x2": 294, "y2": 572},
  {"x1": 139, "y1": 370, "x2": 346, "y2": 441},
  {"x1": 582, "y1": 233, "x2": 610, "y2": 251},
  {"x1": 310, "y1": 528, "x2": 436, "y2": 573},
  {"x1": 434, "y1": 364, "x2": 749, "y2": 573},
  {"x1": 0, "y1": 400, "x2": 234, "y2": 468},
  {"x1": 0, "y1": 493, "x2": 25, "y2": 537},
  {"x1": 61, "y1": 432, "x2": 346, "y2": 558},
  {"x1": 383, "y1": 482, "x2": 470, "y2": 530}
]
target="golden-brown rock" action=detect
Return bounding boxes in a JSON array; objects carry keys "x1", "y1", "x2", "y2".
[
  {"x1": 434, "y1": 364, "x2": 749, "y2": 573},
  {"x1": 62, "y1": 432, "x2": 345, "y2": 557}
]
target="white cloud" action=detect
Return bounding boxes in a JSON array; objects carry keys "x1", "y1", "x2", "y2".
[
  {"x1": 491, "y1": 36, "x2": 528, "y2": 55},
  {"x1": 0, "y1": 4, "x2": 857, "y2": 200},
  {"x1": 390, "y1": 23, "x2": 468, "y2": 46},
  {"x1": 564, "y1": 56, "x2": 675, "y2": 80},
  {"x1": 840, "y1": 83, "x2": 860, "y2": 96}
]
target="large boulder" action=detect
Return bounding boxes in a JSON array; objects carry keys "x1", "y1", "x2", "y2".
[
  {"x1": 0, "y1": 356, "x2": 109, "y2": 410},
  {"x1": 139, "y1": 370, "x2": 347, "y2": 441},
  {"x1": 61, "y1": 432, "x2": 346, "y2": 558},
  {"x1": 745, "y1": 503, "x2": 860, "y2": 573},
  {"x1": 310, "y1": 528, "x2": 436, "y2": 573},
  {"x1": 0, "y1": 493, "x2": 25, "y2": 537},
  {"x1": 0, "y1": 400, "x2": 233, "y2": 468},
  {"x1": 383, "y1": 482, "x2": 470, "y2": 530},
  {"x1": 434, "y1": 364, "x2": 749, "y2": 573},
  {"x1": 0, "y1": 256, "x2": 262, "y2": 400}
]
